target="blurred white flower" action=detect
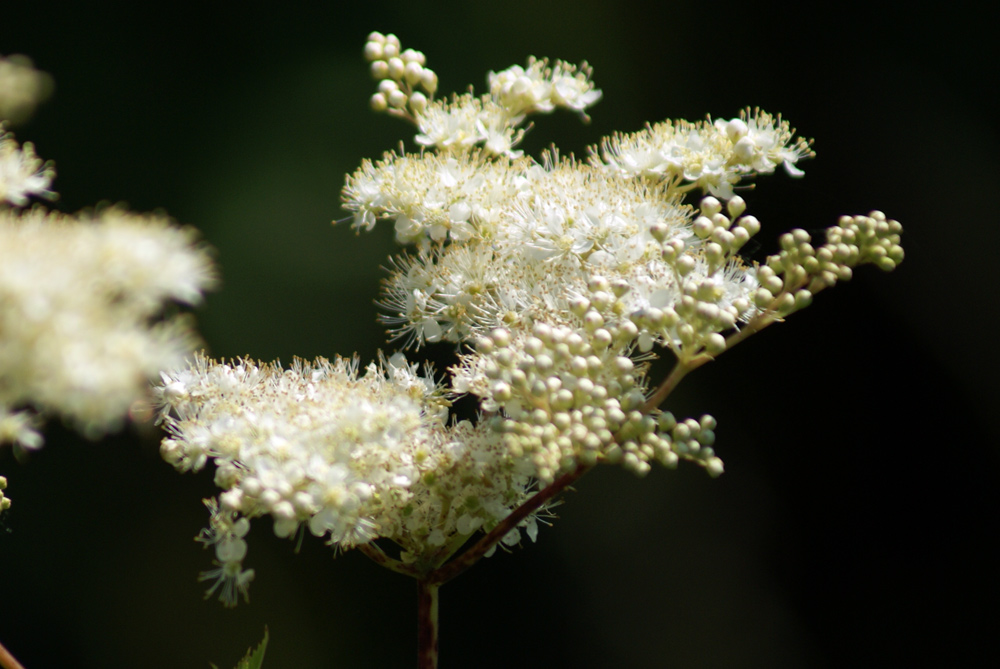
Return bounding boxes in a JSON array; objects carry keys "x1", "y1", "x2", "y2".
[{"x1": 0, "y1": 206, "x2": 216, "y2": 443}]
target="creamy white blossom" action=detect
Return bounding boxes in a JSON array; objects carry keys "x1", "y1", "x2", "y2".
[
  {"x1": 154, "y1": 351, "x2": 540, "y2": 599},
  {"x1": 0, "y1": 127, "x2": 55, "y2": 206},
  {"x1": 340, "y1": 39, "x2": 901, "y2": 499},
  {"x1": 346, "y1": 147, "x2": 764, "y2": 364},
  {"x1": 154, "y1": 34, "x2": 902, "y2": 607},
  {"x1": 362, "y1": 33, "x2": 600, "y2": 158},
  {"x1": 594, "y1": 109, "x2": 814, "y2": 199},
  {"x1": 488, "y1": 57, "x2": 602, "y2": 119},
  {"x1": 0, "y1": 207, "x2": 216, "y2": 444}
]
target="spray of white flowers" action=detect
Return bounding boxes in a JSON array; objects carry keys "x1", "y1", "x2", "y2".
[
  {"x1": 0, "y1": 55, "x2": 217, "y2": 516},
  {"x1": 152, "y1": 32, "x2": 902, "y2": 668}
]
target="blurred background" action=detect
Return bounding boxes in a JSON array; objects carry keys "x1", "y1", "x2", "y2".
[{"x1": 2, "y1": 1, "x2": 997, "y2": 667}]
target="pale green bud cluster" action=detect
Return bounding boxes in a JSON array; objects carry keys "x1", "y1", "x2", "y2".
[
  {"x1": 830, "y1": 211, "x2": 905, "y2": 272},
  {"x1": 470, "y1": 323, "x2": 661, "y2": 481},
  {"x1": 753, "y1": 211, "x2": 904, "y2": 319},
  {"x1": 0, "y1": 475, "x2": 10, "y2": 512},
  {"x1": 626, "y1": 194, "x2": 765, "y2": 361},
  {"x1": 365, "y1": 32, "x2": 437, "y2": 118},
  {"x1": 454, "y1": 276, "x2": 727, "y2": 482}
]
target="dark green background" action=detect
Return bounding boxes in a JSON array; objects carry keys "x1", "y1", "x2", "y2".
[{"x1": 2, "y1": 2, "x2": 997, "y2": 667}]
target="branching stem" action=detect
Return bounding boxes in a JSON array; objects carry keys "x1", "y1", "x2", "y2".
[
  {"x1": 642, "y1": 302, "x2": 790, "y2": 413},
  {"x1": 358, "y1": 542, "x2": 420, "y2": 577},
  {"x1": 427, "y1": 462, "x2": 591, "y2": 586},
  {"x1": 0, "y1": 640, "x2": 26, "y2": 669},
  {"x1": 642, "y1": 358, "x2": 694, "y2": 413}
]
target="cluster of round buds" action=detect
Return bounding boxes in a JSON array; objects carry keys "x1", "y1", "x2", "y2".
[
  {"x1": 637, "y1": 196, "x2": 763, "y2": 359},
  {"x1": 828, "y1": 211, "x2": 904, "y2": 272},
  {"x1": 567, "y1": 274, "x2": 644, "y2": 351},
  {"x1": 0, "y1": 475, "x2": 10, "y2": 512},
  {"x1": 465, "y1": 322, "x2": 724, "y2": 482},
  {"x1": 754, "y1": 210, "x2": 904, "y2": 319},
  {"x1": 630, "y1": 279, "x2": 740, "y2": 359},
  {"x1": 688, "y1": 195, "x2": 760, "y2": 269},
  {"x1": 656, "y1": 412, "x2": 724, "y2": 477},
  {"x1": 364, "y1": 31, "x2": 438, "y2": 118}
]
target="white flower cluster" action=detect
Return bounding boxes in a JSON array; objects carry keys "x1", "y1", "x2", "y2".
[
  {"x1": 596, "y1": 111, "x2": 814, "y2": 199},
  {"x1": 345, "y1": 150, "x2": 767, "y2": 363},
  {"x1": 156, "y1": 33, "x2": 902, "y2": 604},
  {"x1": 341, "y1": 36, "x2": 901, "y2": 489},
  {"x1": 0, "y1": 62, "x2": 216, "y2": 517},
  {"x1": 363, "y1": 31, "x2": 601, "y2": 158},
  {"x1": 0, "y1": 207, "x2": 216, "y2": 448},
  {"x1": 0, "y1": 126, "x2": 55, "y2": 206},
  {"x1": 154, "y1": 353, "x2": 537, "y2": 605}
]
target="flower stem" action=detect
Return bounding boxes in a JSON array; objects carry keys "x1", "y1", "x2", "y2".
[
  {"x1": 642, "y1": 359, "x2": 693, "y2": 413},
  {"x1": 0, "y1": 639, "x2": 26, "y2": 669},
  {"x1": 642, "y1": 302, "x2": 793, "y2": 414},
  {"x1": 417, "y1": 579, "x2": 440, "y2": 669},
  {"x1": 428, "y1": 462, "x2": 591, "y2": 586},
  {"x1": 358, "y1": 542, "x2": 421, "y2": 577}
]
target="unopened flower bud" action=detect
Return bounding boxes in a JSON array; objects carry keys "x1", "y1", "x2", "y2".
[
  {"x1": 727, "y1": 195, "x2": 746, "y2": 218},
  {"x1": 370, "y1": 60, "x2": 390, "y2": 80},
  {"x1": 420, "y1": 69, "x2": 438, "y2": 94},
  {"x1": 408, "y1": 91, "x2": 427, "y2": 115},
  {"x1": 364, "y1": 41, "x2": 384, "y2": 62},
  {"x1": 700, "y1": 196, "x2": 722, "y2": 217},
  {"x1": 387, "y1": 57, "x2": 405, "y2": 80}
]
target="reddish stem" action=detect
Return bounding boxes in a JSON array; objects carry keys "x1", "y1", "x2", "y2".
[
  {"x1": 0, "y1": 640, "x2": 26, "y2": 669},
  {"x1": 428, "y1": 462, "x2": 591, "y2": 586},
  {"x1": 416, "y1": 579, "x2": 439, "y2": 669}
]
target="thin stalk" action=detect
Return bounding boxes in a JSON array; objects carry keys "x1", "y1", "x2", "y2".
[
  {"x1": 642, "y1": 358, "x2": 693, "y2": 413},
  {"x1": 416, "y1": 579, "x2": 439, "y2": 669},
  {"x1": 642, "y1": 302, "x2": 792, "y2": 414},
  {"x1": 0, "y1": 640, "x2": 26, "y2": 669},
  {"x1": 358, "y1": 542, "x2": 421, "y2": 577}
]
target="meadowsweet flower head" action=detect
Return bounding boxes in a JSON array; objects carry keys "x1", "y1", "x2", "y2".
[
  {"x1": 340, "y1": 35, "x2": 896, "y2": 493},
  {"x1": 154, "y1": 351, "x2": 539, "y2": 600},
  {"x1": 0, "y1": 207, "x2": 216, "y2": 444},
  {"x1": 0, "y1": 58, "x2": 216, "y2": 517},
  {"x1": 156, "y1": 33, "x2": 900, "y2": 609}
]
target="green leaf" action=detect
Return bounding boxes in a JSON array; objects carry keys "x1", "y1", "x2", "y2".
[{"x1": 212, "y1": 627, "x2": 268, "y2": 669}]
